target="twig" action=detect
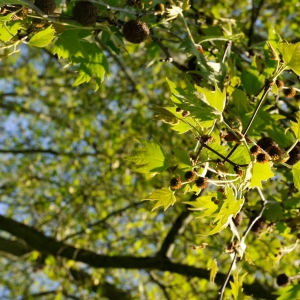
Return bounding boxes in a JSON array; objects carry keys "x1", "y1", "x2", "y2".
[{"x1": 216, "y1": 252, "x2": 238, "y2": 300}]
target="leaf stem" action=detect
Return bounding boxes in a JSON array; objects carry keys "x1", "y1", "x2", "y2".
[{"x1": 286, "y1": 139, "x2": 299, "y2": 154}]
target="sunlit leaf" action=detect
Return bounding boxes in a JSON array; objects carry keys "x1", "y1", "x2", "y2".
[
  {"x1": 28, "y1": 25, "x2": 55, "y2": 48},
  {"x1": 229, "y1": 271, "x2": 250, "y2": 300},
  {"x1": 143, "y1": 188, "x2": 176, "y2": 211},
  {"x1": 207, "y1": 187, "x2": 244, "y2": 235},
  {"x1": 126, "y1": 137, "x2": 170, "y2": 176},
  {"x1": 249, "y1": 162, "x2": 274, "y2": 189},
  {"x1": 278, "y1": 41, "x2": 300, "y2": 76},
  {"x1": 292, "y1": 160, "x2": 300, "y2": 191}
]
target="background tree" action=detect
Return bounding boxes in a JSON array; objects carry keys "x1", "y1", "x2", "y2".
[{"x1": 0, "y1": 0, "x2": 300, "y2": 299}]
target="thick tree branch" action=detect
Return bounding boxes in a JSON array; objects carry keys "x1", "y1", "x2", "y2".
[
  {"x1": 0, "y1": 215, "x2": 276, "y2": 299},
  {"x1": 0, "y1": 237, "x2": 131, "y2": 300},
  {"x1": 156, "y1": 208, "x2": 193, "y2": 258}
]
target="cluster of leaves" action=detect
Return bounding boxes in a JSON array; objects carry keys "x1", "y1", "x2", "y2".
[{"x1": 0, "y1": 0, "x2": 300, "y2": 299}]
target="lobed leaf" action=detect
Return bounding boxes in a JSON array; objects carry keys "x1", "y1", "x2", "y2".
[
  {"x1": 143, "y1": 188, "x2": 176, "y2": 211},
  {"x1": 278, "y1": 41, "x2": 300, "y2": 76},
  {"x1": 126, "y1": 137, "x2": 170, "y2": 177}
]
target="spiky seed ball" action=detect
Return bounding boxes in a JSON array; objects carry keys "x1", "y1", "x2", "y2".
[
  {"x1": 123, "y1": 20, "x2": 150, "y2": 44},
  {"x1": 34, "y1": 0, "x2": 56, "y2": 14},
  {"x1": 205, "y1": 16, "x2": 215, "y2": 25},
  {"x1": 233, "y1": 212, "x2": 243, "y2": 226},
  {"x1": 250, "y1": 145, "x2": 260, "y2": 156},
  {"x1": 267, "y1": 145, "x2": 283, "y2": 161},
  {"x1": 154, "y1": 3, "x2": 165, "y2": 15},
  {"x1": 176, "y1": 107, "x2": 183, "y2": 113},
  {"x1": 184, "y1": 171, "x2": 196, "y2": 182},
  {"x1": 195, "y1": 177, "x2": 208, "y2": 189},
  {"x1": 182, "y1": 110, "x2": 190, "y2": 118},
  {"x1": 286, "y1": 146, "x2": 300, "y2": 166},
  {"x1": 284, "y1": 87, "x2": 296, "y2": 98},
  {"x1": 276, "y1": 80, "x2": 284, "y2": 91},
  {"x1": 200, "y1": 135, "x2": 213, "y2": 144},
  {"x1": 257, "y1": 137, "x2": 276, "y2": 151},
  {"x1": 256, "y1": 153, "x2": 269, "y2": 164},
  {"x1": 250, "y1": 217, "x2": 267, "y2": 233},
  {"x1": 170, "y1": 177, "x2": 182, "y2": 190},
  {"x1": 73, "y1": 1, "x2": 98, "y2": 26},
  {"x1": 234, "y1": 166, "x2": 243, "y2": 177},
  {"x1": 276, "y1": 274, "x2": 290, "y2": 287}
]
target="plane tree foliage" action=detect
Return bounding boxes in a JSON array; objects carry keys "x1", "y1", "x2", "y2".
[{"x1": 0, "y1": 0, "x2": 300, "y2": 299}]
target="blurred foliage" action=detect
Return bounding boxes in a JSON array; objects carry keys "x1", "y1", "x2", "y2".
[{"x1": 0, "y1": 0, "x2": 299, "y2": 299}]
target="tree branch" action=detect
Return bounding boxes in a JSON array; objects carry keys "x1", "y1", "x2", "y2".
[{"x1": 0, "y1": 215, "x2": 276, "y2": 299}]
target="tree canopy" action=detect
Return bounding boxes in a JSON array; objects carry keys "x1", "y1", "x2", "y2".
[{"x1": 0, "y1": 0, "x2": 300, "y2": 299}]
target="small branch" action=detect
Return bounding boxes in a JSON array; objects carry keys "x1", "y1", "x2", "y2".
[
  {"x1": 216, "y1": 252, "x2": 238, "y2": 300},
  {"x1": 149, "y1": 272, "x2": 171, "y2": 300},
  {"x1": 150, "y1": 29, "x2": 188, "y2": 73},
  {"x1": 222, "y1": 41, "x2": 232, "y2": 63}
]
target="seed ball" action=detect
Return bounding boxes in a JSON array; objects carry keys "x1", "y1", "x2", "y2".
[
  {"x1": 284, "y1": 87, "x2": 296, "y2": 98},
  {"x1": 34, "y1": 0, "x2": 56, "y2": 14},
  {"x1": 250, "y1": 217, "x2": 267, "y2": 233},
  {"x1": 170, "y1": 177, "x2": 182, "y2": 190},
  {"x1": 276, "y1": 80, "x2": 284, "y2": 91},
  {"x1": 267, "y1": 145, "x2": 283, "y2": 161},
  {"x1": 257, "y1": 137, "x2": 276, "y2": 151},
  {"x1": 233, "y1": 212, "x2": 243, "y2": 226},
  {"x1": 276, "y1": 274, "x2": 290, "y2": 287},
  {"x1": 286, "y1": 145, "x2": 300, "y2": 166},
  {"x1": 184, "y1": 171, "x2": 197, "y2": 182},
  {"x1": 195, "y1": 177, "x2": 208, "y2": 189},
  {"x1": 73, "y1": 1, "x2": 98, "y2": 26},
  {"x1": 123, "y1": 20, "x2": 150, "y2": 44},
  {"x1": 256, "y1": 153, "x2": 269, "y2": 164},
  {"x1": 250, "y1": 145, "x2": 261, "y2": 156}
]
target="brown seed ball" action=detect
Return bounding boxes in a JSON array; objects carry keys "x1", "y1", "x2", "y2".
[
  {"x1": 234, "y1": 166, "x2": 243, "y2": 177},
  {"x1": 184, "y1": 171, "x2": 197, "y2": 182},
  {"x1": 73, "y1": 1, "x2": 98, "y2": 26},
  {"x1": 267, "y1": 145, "x2": 283, "y2": 160},
  {"x1": 256, "y1": 153, "x2": 269, "y2": 164},
  {"x1": 250, "y1": 217, "x2": 267, "y2": 233},
  {"x1": 286, "y1": 146, "x2": 300, "y2": 166},
  {"x1": 195, "y1": 177, "x2": 208, "y2": 189},
  {"x1": 170, "y1": 177, "x2": 182, "y2": 190},
  {"x1": 250, "y1": 145, "x2": 261, "y2": 156},
  {"x1": 284, "y1": 87, "x2": 296, "y2": 98},
  {"x1": 276, "y1": 274, "x2": 290, "y2": 287},
  {"x1": 35, "y1": 0, "x2": 56, "y2": 14},
  {"x1": 276, "y1": 80, "x2": 284, "y2": 91},
  {"x1": 233, "y1": 212, "x2": 243, "y2": 226},
  {"x1": 257, "y1": 137, "x2": 276, "y2": 151},
  {"x1": 123, "y1": 20, "x2": 150, "y2": 44}
]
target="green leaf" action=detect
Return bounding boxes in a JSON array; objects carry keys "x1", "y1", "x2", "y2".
[
  {"x1": 229, "y1": 271, "x2": 250, "y2": 300},
  {"x1": 0, "y1": 20, "x2": 22, "y2": 43},
  {"x1": 195, "y1": 82, "x2": 226, "y2": 114},
  {"x1": 292, "y1": 160, "x2": 300, "y2": 191},
  {"x1": 278, "y1": 41, "x2": 300, "y2": 76},
  {"x1": 73, "y1": 42, "x2": 109, "y2": 91},
  {"x1": 273, "y1": 285, "x2": 300, "y2": 300},
  {"x1": 207, "y1": 187, "x2": 244, "y2": 235},
  {"x1": 290, "y1": 111, "x2": 300, "y2": 139},
  {"x1": 184, "y1": 192, "x2": 220, "y2": 218},
  {"x1": 249, "y1": 162, "x2": 275, "y2": 189},
  {"x1": 52, "y1": 30, "x2": 86, "y2": 59},
  {"x1": 208, "y1": 259, "x2": 218, "y2": 283},
  {"x1": 143, "y1": 188, "x2": 176, "y2": 211},
  {"x1": 126, "y1": 137, "x2": 170, "y2": 176},
  {"x1": 28, "y1": 26, "x2": 55, "y2": 48}
]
